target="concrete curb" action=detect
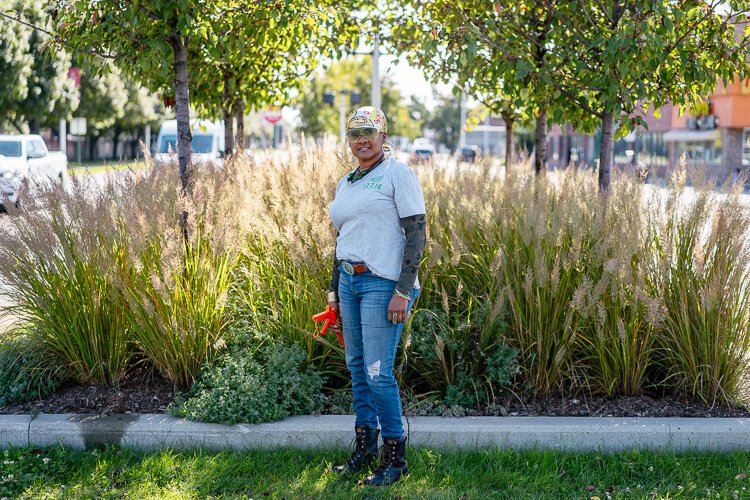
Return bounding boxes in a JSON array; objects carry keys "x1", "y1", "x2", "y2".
[{"x1": 1, "y1": 414, "x2": 750, "y2": 452}]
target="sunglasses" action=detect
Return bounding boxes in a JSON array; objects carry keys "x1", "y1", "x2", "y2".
[{"x1": 347, "y1": 127, "x2": 380, "y2": 142}]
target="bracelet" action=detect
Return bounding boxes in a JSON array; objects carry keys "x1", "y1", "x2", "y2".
[
  {"x1": 327, "y1": 291, "x2": 338, "y2": 303},
  {"x1": 393, "y1": 289, "x2": 410, "y2": 300}
]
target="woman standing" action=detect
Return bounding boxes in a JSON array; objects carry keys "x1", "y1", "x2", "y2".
[{"x1": 327, "y1": 106, "x2": 426, "y2": 486}]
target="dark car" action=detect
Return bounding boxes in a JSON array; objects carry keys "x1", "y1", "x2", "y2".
[
  {"x1": 459, "y1": 146, "x2": 481, "y2": 163},
  {"x1": 411, "y1": 148, "x2": 434, "y2": 163}
]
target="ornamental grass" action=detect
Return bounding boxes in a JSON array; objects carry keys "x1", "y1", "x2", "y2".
[{"x1": 0, "y1": 149, "x2": 748, "y2": 408}]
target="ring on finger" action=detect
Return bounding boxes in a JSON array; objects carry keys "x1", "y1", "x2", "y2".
[{"x1": 392, "y1": 312, "x2": 398, "y2": 323}]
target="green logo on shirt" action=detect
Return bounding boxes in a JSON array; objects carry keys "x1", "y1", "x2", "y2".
[{"x1": 362, "y1": 175, "x2": 384, "y2": 190}]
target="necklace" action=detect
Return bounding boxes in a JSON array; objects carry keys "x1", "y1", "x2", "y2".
[{"x1": 348, "y1": 154, "x2": 387, "y2": 183}]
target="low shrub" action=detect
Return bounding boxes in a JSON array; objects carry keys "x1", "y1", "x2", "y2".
[{"x1": 169, "y1": 338, "x2": 324, "y2": 425}]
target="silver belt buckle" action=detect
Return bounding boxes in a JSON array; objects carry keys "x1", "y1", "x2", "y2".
[{"x1": 342, "y1": 261, "x2": 355, "y2": 275}]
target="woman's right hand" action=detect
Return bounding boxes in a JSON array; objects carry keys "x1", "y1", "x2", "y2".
[{"x1": 328, "y1": 301, "x2": 341, "y2": 330}]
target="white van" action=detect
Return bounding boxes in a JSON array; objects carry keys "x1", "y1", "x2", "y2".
[{"x1": 154, "y1": 119, "x2": 225, "y2": 166}]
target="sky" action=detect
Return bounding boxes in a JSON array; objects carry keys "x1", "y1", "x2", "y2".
[{"x1": 380, "y1": 55, "x2": 442, "y2": 110}]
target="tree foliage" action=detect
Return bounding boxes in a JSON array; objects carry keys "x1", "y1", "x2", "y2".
[
  {"x1": 523, "y1": 0, "x2": 750, "y2": 188},
  {"x1": 0, "y1": 0, "x2": 78, "y2": 132},
  {"x1": 51, "y1": 0, "x2": 360, "y2": 189},
  {"x1": 392, "y1": 0, "x2": 750, "y2": 188},
  {"x1": 297, "y1": 55, "x2": 423, "y2": 141}
]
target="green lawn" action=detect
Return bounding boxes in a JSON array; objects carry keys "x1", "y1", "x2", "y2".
[{"x1": 2, "y1": 446, "x2": 749, "y2": 499}]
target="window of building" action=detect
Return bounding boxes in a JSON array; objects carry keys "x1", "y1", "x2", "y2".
[
  {"x1": 742, "y1": 128, "x2": 750, "y2": 168},
  {"x1": 674, "y1": 139, "x2": 723, "y2": 166}
]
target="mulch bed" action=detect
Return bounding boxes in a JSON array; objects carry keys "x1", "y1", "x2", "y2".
[
  {"x1": 502, "y1": 394, "x2": 750, "y2": 418},
  {"x1": 2, "y1": 373, "x2": 749, "y2": 417},
  {"x1": 0, "y1": 367, "x2": 182, "y2": 415}
]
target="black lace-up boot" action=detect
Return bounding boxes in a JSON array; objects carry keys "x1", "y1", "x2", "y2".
[
  {"x1": 332, "y1": 426, "x2": 379, "y2": 474},
  {"x1": 363, "y1": 436, "x2": 408, "y2": 486}
]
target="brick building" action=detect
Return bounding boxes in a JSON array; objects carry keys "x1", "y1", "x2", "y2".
[{"x1": 546, "y1": 78, "x2": 750, "y2": 181}]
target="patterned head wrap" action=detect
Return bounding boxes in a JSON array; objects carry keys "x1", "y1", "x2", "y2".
[{"x1": 346, "y1": 106, "x2": 388, "y2": 134}]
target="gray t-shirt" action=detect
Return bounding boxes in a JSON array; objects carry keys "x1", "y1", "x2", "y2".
[{"x1": 329, "y1": 157, "x2": 426, "y2": 287}]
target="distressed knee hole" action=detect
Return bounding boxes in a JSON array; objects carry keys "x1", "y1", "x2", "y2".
[{"x1": 367, "y1": 360, "x2": 381, "y2": 379}]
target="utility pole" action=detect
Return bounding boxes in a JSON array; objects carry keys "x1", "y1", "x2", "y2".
[{"x1": 371, "y1": 33, "x2": 381, "y2": 109}]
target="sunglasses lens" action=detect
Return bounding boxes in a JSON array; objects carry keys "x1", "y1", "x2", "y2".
[{"x1": 347, "y1": 128, "x2": 379, "y2": 142}]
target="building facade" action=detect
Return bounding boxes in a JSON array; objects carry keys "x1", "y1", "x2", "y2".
[{"x1": 547, "y1": 78, "x2": 750, "y2": 181}]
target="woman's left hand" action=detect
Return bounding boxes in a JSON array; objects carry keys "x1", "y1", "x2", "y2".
[{"x1": 388, "y1": 294, "x2": 409, "y2": 324}]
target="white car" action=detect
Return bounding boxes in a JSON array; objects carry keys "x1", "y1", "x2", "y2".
[
  {"x1": 0, "y1": 134, "x2": 69, "y2": 208},
  {"x1": 154, "y1": 119, "x2": 225, "y2": 167}
]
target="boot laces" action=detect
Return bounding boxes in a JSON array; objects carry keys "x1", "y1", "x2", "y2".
[
  {"x1": 349, "y1": 431, "x2": 367, "y2": 462},
  {"x1": 378, "y1": 440, "x2": 395, "y2": 472}
]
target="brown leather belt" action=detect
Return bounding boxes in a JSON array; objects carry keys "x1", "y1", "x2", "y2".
[{"x1": 340, "y1": 261, "x2": 368, "y2": 275}]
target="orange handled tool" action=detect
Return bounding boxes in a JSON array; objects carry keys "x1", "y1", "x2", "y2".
[{"x1": 312, "y1": 306, "x2": 345, "y2": 347}]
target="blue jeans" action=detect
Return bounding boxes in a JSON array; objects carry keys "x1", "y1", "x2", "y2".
[{"x1": 338, "y1": 266, "x2": 419, "y2": 439}]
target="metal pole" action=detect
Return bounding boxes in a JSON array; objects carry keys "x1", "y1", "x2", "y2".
[
  {"x1": 59, "y1": 119, "x2": 67, "y2": 158},
  {"x1": 459, "y1": 92, "x2": 467, "y2": 148},
  {"x1": 339, "y1": 91, "x2": 346, "y2": 145},
  {"x1": 371, "y1": 34, "x2": 381, "y2": 109}
]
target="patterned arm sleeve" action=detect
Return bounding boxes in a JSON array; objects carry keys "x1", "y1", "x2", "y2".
[
  {"x1": 329, "y1": 238, "x2": 340, "y2": 295},
  {"x1": 396, "y1": 214, "x2": 426, "y2": 295}
]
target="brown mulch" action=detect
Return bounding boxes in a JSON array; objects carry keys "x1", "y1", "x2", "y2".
[
  {"x1": 2, "y1": 372, "x2": 749, "y2": 417},
  {"x1": 0, "y1": 367, "x2": 182, "y2": 415},
  {"x1": 501, "y1": 394, "x2": 750, "y2": 418}
]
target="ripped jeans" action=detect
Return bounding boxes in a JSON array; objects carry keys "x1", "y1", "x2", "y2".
[{"x1": 338, "y1": 266, "x2": 419, "y2": 439}]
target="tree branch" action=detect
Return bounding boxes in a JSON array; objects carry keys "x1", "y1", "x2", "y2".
[{"x1": 0, "y1": 11, "x2": 118, "y2": 60}]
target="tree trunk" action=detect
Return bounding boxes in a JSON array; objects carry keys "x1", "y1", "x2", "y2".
[
  {"x1": 111, "y1": 125, "x2": 121, "y2": 161},
  {"x1": 502, "y1": 112, "x2": 514, "y2": 170},
  {"x1": 28, "y1": 119, "x2": 39, "y2": 134},
  {"x1": 170, "y1": 34, "x2": 192, "y2": 195},
  {"x1": 223, "y1": 105, "x2": 234, "y2": 156},
  {"x1": 534, "y1": 110, "x2": 547, "y2": 175},
  {"x1": 89, "y1": 135, "x2": 99, "y2": 161},
  {"x1": 222, "y1": 69, "x2": 234, "y2": 156},
  {"x1": 235, "y1": 98, "x2": 245, "y2": 150},
  {"x1": 598, "y1": 110, "x2": 615, "y2": 191}
]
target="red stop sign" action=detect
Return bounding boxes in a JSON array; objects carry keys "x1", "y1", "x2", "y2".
[{"x1": 262, "y1": 106, "x2": 283, "y2": 125}]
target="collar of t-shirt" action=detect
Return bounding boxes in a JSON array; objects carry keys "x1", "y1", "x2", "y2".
[{"x1": 348, "y1": 154, "x2": 387, "y2": 183}]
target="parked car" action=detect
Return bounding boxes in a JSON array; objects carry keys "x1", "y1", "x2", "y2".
[
  {"x1": 0, "y1": 134, "x2": 69, "y2": 208},
  {"x1": 409, "y1": 138, "x2": 435, "y2": 164},
  {"x1": 154, "y1": 119, "x2": 225, "y2": 166},
  {"x1": 458, "y1": 145, "x2": 481, "y2": 163}
]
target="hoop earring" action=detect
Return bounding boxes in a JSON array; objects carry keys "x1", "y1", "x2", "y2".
[{"x1": 333, "y1": 147, "x2": 358, "y2": 165}]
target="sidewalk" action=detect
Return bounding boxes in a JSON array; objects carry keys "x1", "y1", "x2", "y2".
[{"x1": 2, "y1": 414, "x2": 749, "y2": 452}]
